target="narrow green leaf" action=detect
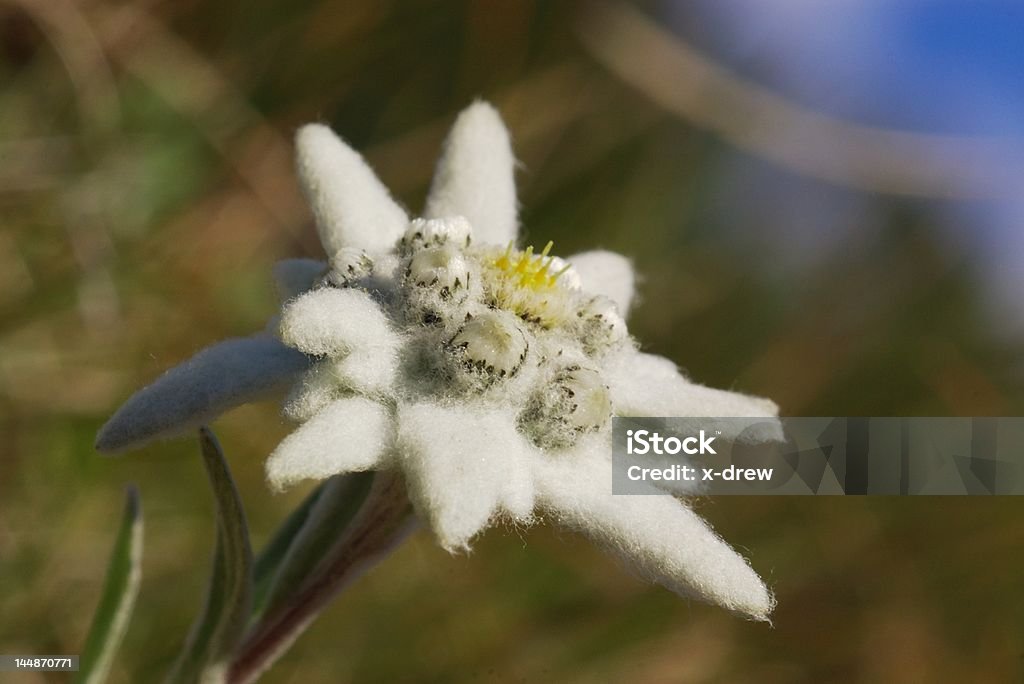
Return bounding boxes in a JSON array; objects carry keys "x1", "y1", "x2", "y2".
[
  {"x1": 166, "y1": 428, "x2": 253, "y2": 684},
  {"x1": 228, "y1": 473, "x2": 415, "y2": 683},
  {"x1": 75, "y1": 486, "x2": 143, "y2": 684},
  {"x1": 259, "y1": 472, "x2": 375, "y2": 618},
  {"x1": 251, "y1": 480, "x2": 326, "y2": 617}
]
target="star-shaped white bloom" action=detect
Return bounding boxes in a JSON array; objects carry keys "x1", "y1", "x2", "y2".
[{"x1": 97, "y1": 102, "x2": 782, "y2": 620}]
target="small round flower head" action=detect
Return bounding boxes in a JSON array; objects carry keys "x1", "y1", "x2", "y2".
[
  {"x1": 400, "y1": 223, "x2": 482, "y2": 326},
  {"x1": 519, "y1": 364, "x2": 612, "y2": 448},
  {"x1": 446, "y1": 310, "x2": 530, "y2": 386},
  {"x1": 401, "y1": 216, "x2": 472, "y2": 252},
  {"x1": 316, "y1": 247, "x2": 374, "y2": 289},
  {"x1": 575, "y1": 294, "x2": 628, "y2": 356},
  {"x1": 406, "y1": 245, "x2": 471, "y2": 297}
]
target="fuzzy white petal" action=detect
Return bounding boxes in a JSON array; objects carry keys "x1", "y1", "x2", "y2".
[
  {"x1": 273, "y1": 258, "x2": 326, "y2": 303},
  {"x1": 533, "y1": 449, "x2": 773, "y2": 620},
  {"x1": 424, "y1": 102, "x2": 518, "y2": 246},
  {"x1": 395, "y1": 402, "x2": 534, "y2": 552},
  {"x1": 330, "y1": 348, "x2": 398, "y2": 396},
  {"x1": 568, "y1": 250, "x2": 636, "y2": 317},
  {"x1": 295, "y1": 124, "x2": 408, "y2": 255},
  {"x1": 279, "y1": 287, "x2": 397, "y2": 358},
  {"x1": 266, "y1": 397, "x2": 390, "y2": 490},
  {"x1": 609, "y1": 352, "x2": 782, "y2": 442},
  {"x1": 96, "y1": 336, "x2": 309, "y2": 454},
  {"x1": 281, "y1": 349, "x2": 398, "y2": 417},
  {"x1": 282, "y1": 363, "x2": 341, "y2": 422}
]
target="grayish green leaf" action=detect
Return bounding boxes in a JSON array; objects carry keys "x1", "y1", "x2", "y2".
[
  {"x1": 75, "y1": 486, "x2": 143, "y2": 684},
  {"x1": 166, "y1": 428, "x2": 253, "y2": 684},
  {"x1": 259, "y1": 472, "x2": 375, "y2": 618},
  {"x1": 251, "y1": 480, "x2": 326, "y2": 618}
]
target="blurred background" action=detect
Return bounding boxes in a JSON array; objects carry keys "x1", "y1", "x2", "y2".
[{"x1": 2, "y1": 0, "x2": 1023, "y2": 681}]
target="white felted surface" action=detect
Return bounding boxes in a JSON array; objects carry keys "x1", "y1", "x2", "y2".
[
  {"x1": 295, "y1": 124, "x2": 408, "y2": 255},
  {"x1": 272, "y1": 258, "x2": 326, "y2": 302},
  {"x1": 608, "y1": 352, "x2": 782, "y2": 442},
  {"x1": 282, "y1": 363, "x2": 340, "y2": 422},
  {"x1": 395, "y1": 402, "x2": 534, "y2": 552},
  {"x1": 97, "y1": 101, "x2": 781, "y2": 622},
  {"x1": 279, "y1": 287, "x2": 398, "y2": 358},
  {"x1": 403, "y1": 216, "x2": 473, "y2": 248},
  {"x1": 568, "y1": 250, "x2": 636, "y2": 317},
  {"x1": 533, "y1": 449, "x2": 774, "y2": 620},
  {"x1": 266, "y1": 396, "x2": 390, "y2": 489},
  {"x1": 96, "y1": 336, "x2": 309, "y2": 453},
  {"x1": 331, "y1": 347, "x2": 398, "y2": 396},
  {"x1": 424, "y1": 102, "x2": 518, "y2": 246}
]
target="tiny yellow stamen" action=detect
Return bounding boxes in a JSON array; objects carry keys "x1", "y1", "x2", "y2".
[
  {"x1": 480, "y1": 240, "x2": 575, "y2": 327},
  {"x1": 551, "y1": 262, "x2": 573, "y2": 282}
]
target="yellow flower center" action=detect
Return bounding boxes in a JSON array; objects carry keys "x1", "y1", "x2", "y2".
[
  {"x1": 481, "y1": 241, "x2": 576, "y2": 328},
  {"x1": 491, "y1": 241, "x2": 570, "y2": 292}
]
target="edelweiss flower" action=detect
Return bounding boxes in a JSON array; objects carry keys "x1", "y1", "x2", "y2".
[{"x1": 97, "y1": 102, "x2": 781, "y2": 620}]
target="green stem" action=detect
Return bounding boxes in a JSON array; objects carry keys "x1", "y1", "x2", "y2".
[{"x1": 226, "y1": 472, "x2": 416, "y2": 684}]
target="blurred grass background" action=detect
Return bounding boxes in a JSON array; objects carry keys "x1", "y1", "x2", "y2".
[{"x1": 2, "y1": 1, "x2": 1024, "y2": 682}]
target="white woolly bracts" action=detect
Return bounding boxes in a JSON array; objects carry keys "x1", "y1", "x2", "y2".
[{"x1": 95, "y1": 101, "x2": 784, "y2": 622}]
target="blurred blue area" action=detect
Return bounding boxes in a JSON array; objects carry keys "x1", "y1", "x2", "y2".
[
  {"x1": 667, "y1": 0, "x2": 1024, "y2": 334},
  {"x1": 681, "y1": 0, "x2": 1024, "y2": 135}
]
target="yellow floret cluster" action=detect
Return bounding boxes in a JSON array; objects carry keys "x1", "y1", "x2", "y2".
[{"x1": 480, "y1": 242, "x2": 576, "y2": 328}]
